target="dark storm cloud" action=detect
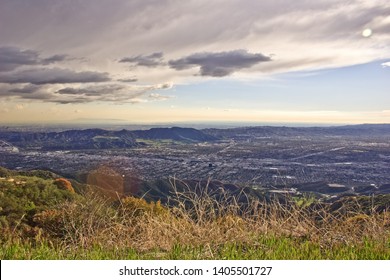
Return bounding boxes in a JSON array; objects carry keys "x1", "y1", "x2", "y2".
[
  {"x1": 117, "y1": 78, "x2": 138, "y2": 82},
  {"x1": 56, "y1": 87, "x2": 86, "y2": 95},
  {"x1": 15, "y1": 92, "x2": 55, "y2": 101},
  {"x1": 2, "y1": 77, "x2": 172, "y2": 104},
  {"x1": 169, "y1": 50, "x2": 271, "y2": 77},
  {"x1": 0, "y1": 46, "x2": 39, "y2": 71},
  {"x1": 0, "y1": 68, "x2": 110, "y2": 85},
  {"x1": 49, "y1": 96, "x2": 94, "y2": 104},
  {"x1": 57, "y1": 85, "x2": 125, "y2": 96},
  {"x1": 45, "y1": 82, "x2": 172, "y2": 104},
  {"x1": 0, "y1": 83, "x2": 52, "y2": 101},
  {"x1": 41, "y1": 54, "x2": 68, "y2": 64},
  {"x1": 9, "y1": 84, "x2": 41, "y2": 93},
  {"x1": 0, "y1": 46, "x2": 68, "y2": 72},
  {"x1": 119, "y1": 52, "x2": 164, "y2": 67}
]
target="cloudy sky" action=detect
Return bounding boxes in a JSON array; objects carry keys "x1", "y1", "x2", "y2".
[{"x1": 0, "y1": 0, "x2": 389, "y2": 125}]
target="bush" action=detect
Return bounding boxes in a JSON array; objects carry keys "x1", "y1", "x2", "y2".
[
  {"x1": 53, "y1": 178, "x2": 75, "y2": 193},
  {"x1": 0, "y1": 167, "x2": 11, "y2": 177},
  {"x1": 0, "y1": 175, "x2": 76, "y2": 238},
  {"x1": 120, "y1": 196, "x2": 168, "y2": 217}
]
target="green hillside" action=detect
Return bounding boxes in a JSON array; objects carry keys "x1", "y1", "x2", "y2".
[{"x1": 0, "y1": 167, "x2": 389, "y2": 260}]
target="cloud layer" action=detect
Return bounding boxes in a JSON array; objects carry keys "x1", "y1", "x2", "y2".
[
  {"x1": 119, "y1": 52, "x2": 164, "y2": 67},
  {"x1": 0, "y1": 45, "x2": 171, "y2": 104},
  {"x1": 0, "y1": 67, "x2": 110, "y2": 85},
  {"x1": 382, "y1": 62, "x2": 390, "y2": 67},
  {"x1": 0, "y1": 0, "x2": 389, "y2": 107},
  {"x1": 0, "y1": 82, "x2": 173, "y2": 104},
  {"x1": 0, "y1": 46, "x2": 67, "y2": 72},
  {"x1": 169, "y1": 50, "x2": 271, "y2": 77}
]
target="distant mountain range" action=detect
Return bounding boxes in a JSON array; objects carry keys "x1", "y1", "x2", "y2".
[
  {"x1": 132, "y1": 127, "x2": 217, "y2": 142},
  {"x1": 0, "y1": 123, "x2": 389, "y2": 150},
  {"x1": 204, "y1": 123, "x2": 390, "y2": 139},
  {"x1": 0, "y1": 129, "x2": 137, "y2": 150},
  {"x1": 0, "y1": 126, "x2": 216, "y2": 150}
]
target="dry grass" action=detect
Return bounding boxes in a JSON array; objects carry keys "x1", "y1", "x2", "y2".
[{"x1": 26, "y1": 178, "x2": 389, "y2": 259}]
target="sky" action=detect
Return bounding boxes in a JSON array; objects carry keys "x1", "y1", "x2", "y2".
[{"x1": 0, "y1": 0, "x2": 389, "y2": 125}]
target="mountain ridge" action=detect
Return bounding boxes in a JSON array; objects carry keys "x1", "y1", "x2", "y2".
[{"x1": 1, "y1": 123, "x2": 390, "y2": 150}]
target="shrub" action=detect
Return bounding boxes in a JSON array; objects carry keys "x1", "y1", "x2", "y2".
[
  {"x1": 0, "y1": 175, "x2": 76, "y2": 239},
  {"x1": 53, "y1": 178, "x2": 75, "y2": 193},
  {"x1": 120, "y1": 196, "x2": 168, "y2": 217}
]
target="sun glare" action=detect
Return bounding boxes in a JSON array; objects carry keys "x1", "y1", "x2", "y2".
[{"x1": 362, "y1": 28, "x2": 372, "y2": 37}]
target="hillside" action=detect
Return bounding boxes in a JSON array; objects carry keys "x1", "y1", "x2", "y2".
[
  {"x1": 0, "y1": 129, "x2": 137, "y2": 150},
  {"x1": 1, "y1": 166, "x2": 389, "y2": 260},
  {"x1": 0, "y1": 127, "x2": 217, "y2": 150}
]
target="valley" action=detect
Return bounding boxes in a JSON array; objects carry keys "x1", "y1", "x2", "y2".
[{"x1": 1, "y1": 124, "x2": 390, "y2": 200}]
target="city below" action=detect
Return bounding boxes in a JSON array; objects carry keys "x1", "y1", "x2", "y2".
[{"x1": 1, "y1": 123, "x2": 390, "y2": 201}]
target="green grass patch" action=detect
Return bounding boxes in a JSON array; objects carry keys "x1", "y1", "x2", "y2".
[{"x1": 2, "y1": 236, "x2": 389, "y2": 260}]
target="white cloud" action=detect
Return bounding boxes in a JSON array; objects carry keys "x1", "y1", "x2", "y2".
[
  {"x1": 148, "y1": 93, "x2": 173, "y2": 101},
  {"x1": 382, "y1": 62, "x2": 390, "y2": 67}
]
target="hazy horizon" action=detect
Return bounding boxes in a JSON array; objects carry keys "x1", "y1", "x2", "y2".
[{"x1": 2, "y1": 120, "x2": 390, "y2": 132}]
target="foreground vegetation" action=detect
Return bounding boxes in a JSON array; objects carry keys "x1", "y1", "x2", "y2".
[{"x1": 0, "y1": 167, "x2": 389, "y2": 259}]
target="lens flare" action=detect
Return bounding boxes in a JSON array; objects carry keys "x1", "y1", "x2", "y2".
[{"x1": 362, "y1": 28, "x2": 372, "y2": 37}]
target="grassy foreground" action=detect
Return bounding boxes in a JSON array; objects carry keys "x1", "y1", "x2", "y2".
[
  {"x1": 2, "y1": 235, "x2": 389, "y2": 260},
  {"x1": 0, "y1": 171, "x2": 389, "y2": 259}
]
